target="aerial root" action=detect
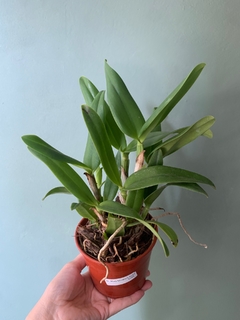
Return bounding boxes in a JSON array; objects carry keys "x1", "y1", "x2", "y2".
[
  {"x1": 98, "y1": 220, "x2": 128, "y2": 283},
  {"x1": 154, "y1": 211, "x2": 208, "y2": 249}
]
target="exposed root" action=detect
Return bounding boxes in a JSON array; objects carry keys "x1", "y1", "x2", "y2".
[
  {"x1": 98, "y1": 220, "x2": 128, "y2": 283},
  {"x1": 113, "y1": 243, "x2": 123, "y2": 262},
  {"x1": 125, "y1": 243, "x2": 139, "y2": 258},
  {"x1": 149, "y1": 207, "x2": 165, "y2": 212},
  {"x1": 154, "y1": 211, "x2": 208, "y2": 249}
]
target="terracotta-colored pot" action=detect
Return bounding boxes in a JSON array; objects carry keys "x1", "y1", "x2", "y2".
[{"x1": 75, "y1": 218, "x2": 157, "y2": 298}]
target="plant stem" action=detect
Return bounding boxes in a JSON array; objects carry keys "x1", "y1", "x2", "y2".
[
  {"x1": 84, "y1": 173, "x2": 101, "y2": 201},
  {"x1": 121, "y1": 152, "x2": 129, "y2": 178},
  {"x1": 136, "y1": 141, "x2": 143, "y2": 156}
]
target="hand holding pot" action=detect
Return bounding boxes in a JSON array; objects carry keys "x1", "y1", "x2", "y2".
[{"x1": 26, "y1": 254, "x2": 152, "y2": 320}]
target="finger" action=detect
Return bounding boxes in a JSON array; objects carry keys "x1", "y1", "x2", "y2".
[
  {"x1": 108, "y1": 280, "x2": 152, "y2": 317},
  {"x1": 69, "y1": 254, "x2": 86, "y2": 271},
  {"x1": 141, "y1": 279, "x2": 152, "y2": 291},
  {"x1": 146, "y1": 270, "x2": 151, "y2": 277},
  {"x1": 109, "y1": 290, "x2": 144, "y2": 316}
]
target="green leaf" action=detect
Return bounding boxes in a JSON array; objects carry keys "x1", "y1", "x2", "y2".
[
  {"x1": 103, "y1": 151, "x2": 121, "y2": 201},
  {"x1": 71, "y1": 202, "x2": 98, "y2": 220},
  {"x1": 135, "y1": 219, "x2": 170, "y2": 257},
  {"x1": 105, "y1": 61, "x2": 145, "y2": 139},
  {"x1": 149, "y1": 221, "x2": 178, "y2": 247},
  {"x1": 98, "y1": 200, "x2": 169, "y2": 256},
  {"x1": 105, "y1": 214, "x2": 125, "y2": 236},
  {"x1": 143, "y1": 131, "x2": 176, "y2": 149},
  {"x1": 125, "y1": 139, "x2": 137, "y2": 153},
  {"x1": 97, "y1": 91, "x2": 127, "y2": 151},
  {"x1": 42, "y1": 186, "x2": 71, "y2": 200},
  {"x1": 147, "y1": 149, "x2": 163, "y2": 166},
  {"x1": 103, "y1": 178, "x2": 118, "y2": 201},
  {"x1": 82, "y1": 105, "x2": 122, "y2": 187},
  {"x1": 98, "y1": 200, "x2": 142, "y2": 220},
  {"x1": 159, "y1": 116, "x2": 215, "y2": 157},
  {"x1": 169, "y1": 183, "x2": 209, "y2": 197},
  {"x1": 27, "y1": 147, "x2": 98, "y2": 206},
  {"x1": 83, "y1": 92, "x2": 103, "y2": 171},
  {"x1": 22, "y1": 135, "x2": 91, "y2": 172},
  {"x1": 139, "y1": 63, "x2": 206, "y2": 141},
  {"x1": 144, "y1": 183, "x2": 208, "y2": 209},
  {"x1": 126, "y1": 189, "x2": 144, "y2": 213},
  {"x1": 143, "y1": 149, "x2": 163, "y2": 200},
  {"x1": 95, "y1": 167, "x2": 103, "y2": 189},
  {"x1": 79, "y1": 76, "x2": 99, "y2": 105},
  {"x1": 144, "y1": 185, "x2": 168, "y2": 208},
  {"x1": 83, "y1": 135, "x2": 100, "y2": 172},
  {"x1": 124, "y1": 165, "x2": 215, "y2": 190},
  {"x1": 202, "y1": 129, "x2": 213, "y2": 139}
]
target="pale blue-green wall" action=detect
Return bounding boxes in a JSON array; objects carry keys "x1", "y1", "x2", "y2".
[{"x1": 1, "y1": 1, "x2": 239, "y2": 319}]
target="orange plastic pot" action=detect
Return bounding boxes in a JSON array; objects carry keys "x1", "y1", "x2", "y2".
[{"x1": 75, "y1": 218, "x2": 157, "y2": 298}]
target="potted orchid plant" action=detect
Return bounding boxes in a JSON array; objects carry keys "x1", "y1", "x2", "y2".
[{"x1": 22, "y1": 61, "x2": 215, "y2": 298}]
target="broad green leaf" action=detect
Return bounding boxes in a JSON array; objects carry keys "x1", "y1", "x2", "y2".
[
  {"x1": 134, "y1": 219, "x2": 170, "y2": 257},
  {"x1": 82, "y1": 105, "x2": 122, "y2": 187},
  {"x1": 147, "y1": 149, "x2": 163, "y2": 166},
  {"x1": 139, "y1": 63, "x2": 206, "y2": 141},
  {"x1": 145, "y1": 125, "x2": 213, "y2": 162},
  {"x1": 144, "y1": 185, "x2": 168, "y2": 209},
  {"x1": 142, "y1": 147, "x2": 167, "y2": 213},
  {"x1": 71, "y1": 202, "x2": 98, "y2": 220},
  {"x1": 27, "y1": 147, "x2": 98, "y2": 206},
  {"x1": 42, "y1": 186, "x2": 71, "y2": 200},
  {"x1": 125, "y1": 139, "x2": 137, "y2": 152},
  {"x1": 83, "y1": 92, "x2": 103, "y2": 171},
  {"x1": 169, "y1": 183, "x2": 209, "y2": 197},
  {"x1": 124, "y1": 165, "x2": 215, "y2": 190},
  {"x1": 90, "y1": 90, "x2": 102, "y2": 112},
  {"x1": 95, "y1": 167, "x2": 103, "y2": 189},
  {"x1": 105, "y1": 61, "x2": 145, "y2": 139},
  {"x1": 143, "y1": 148, "x2": 163, "y2": 201},
  {"x1": 95, "y1": 91, "x2": 127, "y2": 151},
  {"x1": 103, "y1": 151, "x2": 121, "y2": 201},
  {"x1": 202, "y1": 129, "x2": 213, "y2": 138},
  {"x1": 105, "y1": 214, "x2": 125, "y2": 236},
  {"x1": 83, "y1": 135, "x2": 100, "y2": 172},
  {"x1": 158, "y1": 116, "x2": 215, "y2": 157},
  {"x1": 159, "y1": 238, "x2": 169, "y2": 256},
  {"x1": 22, "y1": 135, "x2": 91, "y2": 172},
  {"x1": 98, "y1": 200, "x2": 142, "y2": 220},
  {"x1": 79, "y1": 76, "x2": 99, "y2": 105},
  {"x1": 143, "y1": 131, "x2": 176, "y2": 149},
  {"x1": 98, "y1": 200, "x2": 169, "y2": 256},
  {"x1": 143, "y1": 182, "x2": 208, "y2": 217},
  {"x1": 126, "y1": 189, "x2": 144, "y2": 213},
  {"x1": 103, "y1": 177, "x2": 118, "y2": 201},
  {"x1": 149, "y1": 221, "x2": 178, "y2": 247}
]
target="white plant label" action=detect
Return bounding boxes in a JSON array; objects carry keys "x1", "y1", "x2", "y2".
[{"x1": 105, "y1": 271, "x2": 138, "y2": 286}]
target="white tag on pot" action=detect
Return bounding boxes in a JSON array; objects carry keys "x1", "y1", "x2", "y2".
[{"x1": 105, "y1": 271, "x2": 138, "y2": 286}]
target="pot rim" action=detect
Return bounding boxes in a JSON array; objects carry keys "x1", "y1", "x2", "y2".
[{"x1": 75, "y1": 218, "x2": 158, "y2": 266}]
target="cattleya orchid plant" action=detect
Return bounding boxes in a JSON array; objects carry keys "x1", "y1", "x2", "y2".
[{"x1": 22, "y1": 61, "x2": 215, "y2": 258}]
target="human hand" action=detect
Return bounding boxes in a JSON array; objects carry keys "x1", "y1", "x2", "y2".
[{"x1": 26, "y1": 254, "x2": 152, "y2": 320}]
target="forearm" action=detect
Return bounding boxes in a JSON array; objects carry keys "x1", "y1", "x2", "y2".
[{"x1": 26, "y1": 297, "x2": 56, "y2": 320}]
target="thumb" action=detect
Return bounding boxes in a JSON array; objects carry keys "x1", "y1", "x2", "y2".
[{"x1": 70, "y1": 254, "x2": 86, "y2": 272}]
